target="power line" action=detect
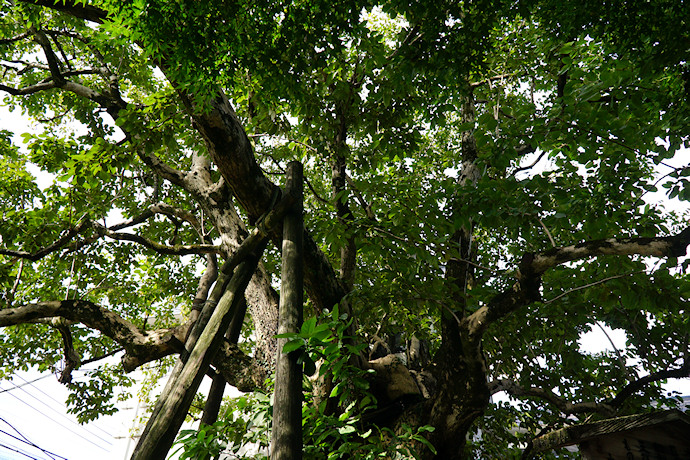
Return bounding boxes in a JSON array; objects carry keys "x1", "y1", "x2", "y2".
[
  {"x1": 0, "y1": 417, "x2": 67, "y2": 460},
  {"x1": 0, "y1": 375, "x2": 53, "y2": 394},
  {"x1": 0, "y1": 440, "x2": 40, "y2": 460},
  {"x1": 4, "y1": 377, "x2": 114, "y2": 447},
  {"x1": 0, "y1": 385, "x2": 109, "y2": 452},
  {"x1": 14, "y1": 374, "x2": 115, "y2": 440},
  {"x1": 0, "y1": 428, "x2": 61, "y2": 460}
]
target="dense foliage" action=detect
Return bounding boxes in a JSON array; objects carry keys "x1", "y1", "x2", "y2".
[{"x1": 0, "y1": 0, "x2": 688, "y2": 458}]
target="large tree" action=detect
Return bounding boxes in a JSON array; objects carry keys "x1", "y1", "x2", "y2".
[{"x1": 1, "y1": 0, "x2": 689, "y2": 458}]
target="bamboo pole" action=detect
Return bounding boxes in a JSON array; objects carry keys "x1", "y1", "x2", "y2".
[{"x1": 271, "y1": 161, "x2": 304, "y2": 460}]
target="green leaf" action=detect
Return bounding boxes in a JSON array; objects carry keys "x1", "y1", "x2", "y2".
[{"x1": 282, "y1": 339, "x2": 305, "y2": 354}]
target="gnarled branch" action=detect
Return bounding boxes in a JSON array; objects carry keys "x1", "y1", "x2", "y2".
[
  {"x1": 489, "y1": 357, "x2": 690, "y2": 419},
  {"x1": 488, "y1": 379, "x2": 616, "y2": 417},
  {"x1": 467, "y1": 226, "x2": 690, "y2": 337}
]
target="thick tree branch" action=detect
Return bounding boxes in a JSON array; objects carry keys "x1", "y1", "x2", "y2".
[
  {"x1": 529, "y1": 227, "x2": 690, "y2": 275},
  {"x1": 0, "y1": 300, "x2": 181, "y2": 367},
  {"x1": 184, "y1": 91, "x2": 347, "y2": 312},
  {"x1": 0, "y1": 80, "x2": 59, "y2": 96},
  {"x1": 0, "y1": 220, "x2": 90, "y2": 261},
  {"x1": 52, "y1": 318, "x2": 80, "y2": 384},
  {"x1": 21, "y1": 0, "x2": 108, "y2": 23},
  {"x1": 0, "y1": 299, "x2": 264, "y2": 390},
  {"x1": 488, "y1": 379, "x2": 616, "y2": 417},
  {"x1": 467, "y1": 226, "x2": 690, "y2": 336},
  {"x1": 92, "y1": 222, "x2": 221, "y2": 256}
]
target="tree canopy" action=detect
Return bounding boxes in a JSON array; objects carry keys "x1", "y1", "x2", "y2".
[{"x1": 0, "y1": 0, "x2": 689, "y2": 458}]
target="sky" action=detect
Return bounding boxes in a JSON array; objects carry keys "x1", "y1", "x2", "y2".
[
  {"x1": 1, "y1": 97, "x2": 690, "y2": 459},
  {"x1": 0, "y1": 369, "x2": 140, "y2": 460}
]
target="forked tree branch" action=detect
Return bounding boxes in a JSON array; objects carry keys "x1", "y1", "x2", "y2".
[
  {"x1": 466, "y1": 226, "x2": 690, "y2": 337},
  {"x1": 488, "y1": 379, "x2": 616, "y2": 417},
  {"x1": 92, "y1": 222, "x2": 221, "y2": 256},
  {"x1": 0, "y1": 299, "x2": 265, "y2": 390},
  {"x1": 0, "y1": 299, "x2": 181, "y2": 366},
  {"x1": 0, "y1": 218, "x2": 221, "y2": 261},
  {"x1": 489, "y1": 357, "x2": 690, "y2": 419}
]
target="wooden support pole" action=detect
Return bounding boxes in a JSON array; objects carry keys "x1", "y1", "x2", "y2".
[
  {"x1": 131, "y1": 242, "x2": 266, "y2": 460},
  {"x1": 200, "y1": 295, "x2": 247, "y2": 425},
  {"x1": 130, "y1": 195, "x2": 293, "y2": 459},
  {"x1": 271, "y1": 161, "x2": 304, "y2": 460}
]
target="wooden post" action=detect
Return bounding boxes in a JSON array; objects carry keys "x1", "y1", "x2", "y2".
[
  {"x1": 271, "y1": 161, "x2": 304, "y2": 460},
  {"x1": 130, "y1": 196, "x2": 294, "y2": 459},
  {"x1": 200, "y1": 295, "x2": 247, "y2": 425},
  {"x1": 130, "y1": 244, "x2": 266, "y2": 460}
]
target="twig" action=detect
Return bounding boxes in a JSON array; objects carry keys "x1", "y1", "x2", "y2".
[
  {"x1": 346, "y1": 173, "x2": 376, "y2": 220},
  {"x1": 538, "y1": 217, "x2": 556, "y2": 248},
  {"x1": 470, "y1": 73, "x2": 520, "y2": 88},
  {"x1": 593, "y1": 321, "x2": 633, "y2": 378},
  {"x1": 448, "y1": 257, "x2": 507, "y2": 275},
  {"x1": 8, "y1": 260, "x2": 24, "y2": 305},
  {"x1": 544, "y1": 271, "x2": 642, "y2": 305},
  {"x1": 512, "y1": 149, "x2": 547, "y2": 175}
]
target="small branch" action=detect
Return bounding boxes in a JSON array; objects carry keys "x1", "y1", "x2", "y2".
[
  {"x1": 137, "y1": 151, "x2": 190, "y2": 189},
  {"x1": 0, "y1": 220, "x2": 91, "y2": 261},
  {"x1": 594, "y1": 320, "x2": 630, "y2": 376},
  {"x1": 512, "y1": 148, "x2": 545, "y2": 175},
  {"x1": 447, "y1": 257, "x2": 507, "y2": 275},
  {"x1": 346, "y1": 173, "x2": 376, "y2": 220},
  {"x1": 8, "y1": 259, "x2": 24, "y2": 306},
  {"x1": 470, "y1": 73, "x2": 519, "y2": 88},
  {"x1": 0, "y1": 31, "x2": 32, "y2": 44},
  {"x1": 109, "y1": 203, "x2": 202, "y2": 236},
  {"x1": 304, "y1": 176, "x2": 330, "y2": 205},
  {"x1": 610, "y1": 357, "x2": 690, "y2": 408},
  {"x1": 543, "y1": 271, "x2": 642, "y2": 305},
  {"x1": 80, "y1": 347, "x2": 125, "y2": 366},
  {"x1": 385, "y1": 24, "x2": 422, "y2": 61},
  {"x1": 108, "y1": 209, "x2": 156, "y2": 231},
  {"x1": 93, "y1": 223, "x2": 221, "y2": 256},
  {"x1": 538, "y1": 217, "x2": 556, "y2": 248}
]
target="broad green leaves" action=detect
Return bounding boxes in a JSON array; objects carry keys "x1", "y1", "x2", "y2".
[{"x1": 0, "y1": 0, "x2": 688, "y2": 457}]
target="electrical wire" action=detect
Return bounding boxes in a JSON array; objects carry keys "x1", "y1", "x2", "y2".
[
  {"x1": 0, "y1": 416, "x2": 69, "y2": 460},
  {"x1": 4, "y1": 377, "x2": 114, "y2": 447},
  {"x1": 0, "y1": 385, "x2": 109, "y2": 451},
  {"x1": 0, "y1": 429, "x2": 60, "y2": 460},
  {"x1": 0, "y1": 375, "x2": 53, "y2": 394},
  {"x1": 14, "y1": 374, "x2": 115, "y2": 440},
  {"x1": 0, "y1": 439, "x2": 40, "y2": 460}
]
